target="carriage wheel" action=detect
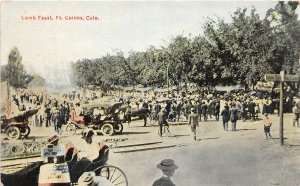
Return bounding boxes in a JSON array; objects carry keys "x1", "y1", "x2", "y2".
[
  {"x1": 20, "y1": 126, "x2": 31, "y2": 138},
  {"x1": 101, "y1": 124, "x2": 114, "y2": 136},
  {"x1": 66, "y1": 123, "x2": 76, "y2": 135},
  {"x1": 6, "y1": 126, "x2": 21, "y2": 140},
  {"x1": 113, "y1": 123, "x2": 123, "y2": 134},
  {"x1": 94, "y1": 165, "x2": 128, "y2": 186}
]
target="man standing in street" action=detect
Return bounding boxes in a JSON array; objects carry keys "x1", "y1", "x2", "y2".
[
  {"x1": 201, "y1": 101, "x2": 208, "y2": 121},
  {"x1": 45, "y1": 105, "x2": 51, "y2": 127},
  {"x1": 292, "y1": 104, "x2": 299, "y2": 127},
  {"x1": 154, "y1": 101, "x2": 162, "y2": 122},
  {"x1": 229, "y1": 103, "x2": 238, "y2": 131},
  {"x1": 214, "y1": 101, "x2": 220, "y2": 121},
  {"x1": 221, "y1": 105, "x2": 230, "y2": 131},
  {"x1": 188, "y1": 108, "x2": 199, "y2": 140},
  {"x1": 158, "y1": 109, "x2": 168, "y2": 137},
  {"x1": 124, "y1": 105, "x2": 132, "y2": 127},
  {"x1": 263, "y1": 113, "x2": 272, "y2": 139}
]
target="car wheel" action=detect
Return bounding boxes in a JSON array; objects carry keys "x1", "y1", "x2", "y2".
[
  {"x1": 6, "y1": 126, "x2": 21, "y2": 140},
  {"x1": 113, "y1": 123, "x2": 123, "y2": 134},
  {"x1": 101, "y1": 123, "x2": 114, "y2": 136},
  {"x1": 20, "y1": 126, "x2": 30, "y2": 138},
  {"x1": 66, "y1": 124, "x2": 76, "y2": 135}
]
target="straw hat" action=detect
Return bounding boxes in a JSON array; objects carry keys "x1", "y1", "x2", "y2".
[
  {"x1": 78, "y1": 172, "x2": 95, "y2": 185},
  {"x1": 157, "y1": 159, "x2": 178, "y2": 171}
]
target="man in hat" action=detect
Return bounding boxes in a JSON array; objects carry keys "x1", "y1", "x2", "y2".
[
  {"x1": 292, "y1": 104, "x2": 299, "y2": 127},
  {"x1": 82, "y1": 129, "x2": 95, "y2": 144},
  {"x1": 153, "y1": 159, "x2": 178, "y2": 186},
  {"x1": 78, "y1": 171, "x2": 113, "y2": 186},
  {"x1": 188, "y1": 108, "x2": 199, "y2": 140},
  {"x1": 124, "y1": 105, "x2": 132, "y2": 127},
  {"x1": 154, "y1": 101, "x2": 162, "y2": 121},
  {"x1": 221, "y1": 105, "x2": 230, "y2": 131},
  {"x1": 45, "y1": 135, "x2": 65, "y2": 163},
  {"x1": 158, "y1": 108, "x2": 168, "y2": 137},
  {"x1": 229, "y1": 103, "x2": 239, "y2": 131},
  {"x1": 113, "y1": 109, "x2": 120, "y2": 127}
]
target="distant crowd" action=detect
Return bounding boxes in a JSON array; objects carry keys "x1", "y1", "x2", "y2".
[{"x1": 6, "y1": 88, "x2": 300, "y2": 136}]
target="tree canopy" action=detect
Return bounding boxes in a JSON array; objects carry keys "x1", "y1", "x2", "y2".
[
  {"x1": 1, "y1": 47, "x2": 33, "y2": 88},
  {"x1": 71, "y1": 2, "x2": 299, "y2": 90}
]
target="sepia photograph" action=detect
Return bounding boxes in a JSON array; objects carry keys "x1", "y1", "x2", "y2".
[{"x1": 0, "y1": 1, "x2": 300, "y2": 186}]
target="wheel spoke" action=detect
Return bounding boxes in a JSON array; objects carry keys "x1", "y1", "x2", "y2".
[
  {"x1": 111, "y1": 173, "x2": 123, "y2": 183},
  {"x1": 114, "y1": 180, "x2": 126, "y2": 185},
  {"x1": 109, "y1": 167, "x2": 116, "y2": 181}
]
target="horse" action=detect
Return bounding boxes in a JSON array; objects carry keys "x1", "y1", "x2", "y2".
[{"x1": 121, "y1": 107, "x2": 151, "y2": 127}]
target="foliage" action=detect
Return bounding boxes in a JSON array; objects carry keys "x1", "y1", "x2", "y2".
[
  {"x1": 71, "y1": 2, "x2": 299, "y2": 90},
  {"x1": 1, "y1": 47, "x2": 33, "y2": 88}
]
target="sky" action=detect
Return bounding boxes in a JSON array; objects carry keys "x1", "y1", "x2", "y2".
[{"x1": 1, "y1": 1, "x2": 297, "y2": 85}]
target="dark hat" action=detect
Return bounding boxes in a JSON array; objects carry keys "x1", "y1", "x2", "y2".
[
  {"x1": 157, "y1": 159, "x2": 178, "y2": 170},
  {"x1": 47, "y1": 135, "x2": 59, "y2": 144}
]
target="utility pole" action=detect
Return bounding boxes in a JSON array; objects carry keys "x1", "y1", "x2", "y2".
[
  {"x1": 279, "y1": 71, "x2": 284, "y2": 145},
  {"x1": 167, "y1": 64, "x2": 169, "y2": 97},
  {"x1": 265, "y1": 71, "x2": 299, "y2": 145}
]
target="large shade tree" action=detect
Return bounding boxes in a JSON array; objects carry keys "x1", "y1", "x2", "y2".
[
  {"x1": 1, "y1": 47, "x2": 33, "y2": 88},
  {"x1": 71, "y1": 2, "x2": 299, "y2": 91}
]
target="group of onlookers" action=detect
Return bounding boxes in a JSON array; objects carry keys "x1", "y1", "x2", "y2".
[{"x1": 7, "y1": 88, "x2": 300, "y2": 138}]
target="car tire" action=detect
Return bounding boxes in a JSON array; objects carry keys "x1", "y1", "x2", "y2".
[
  {"x1": 101, "y1": 123, "x2": 114, "y2": 136},
  {"x1": 113, "y1": 123, "x2": 123, "y2": 134},
  {"x1": 6, "y1": 126, "x2": 21, "y2": 140}
]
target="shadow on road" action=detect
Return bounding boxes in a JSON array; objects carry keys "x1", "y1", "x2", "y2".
[
  {"x1": 237, "y1": 128, "x2": 256, "y2": 131},
  {"x1": 270, "y1": 137, "x2": 287, "y2": 139},
  {"x1": 198, "y1": 137, "x2": 219, "y2": 141},
  {"x1": 172, "y1": 135, "x2": 190, "y2": 137},
  {"x1": 121, "y1": 132, "x2": 150, "y2": 135}
]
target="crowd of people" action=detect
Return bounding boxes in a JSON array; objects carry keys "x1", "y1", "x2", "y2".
[{"x1": 5, "y1": 87, "x2": 300, "y2": 138}]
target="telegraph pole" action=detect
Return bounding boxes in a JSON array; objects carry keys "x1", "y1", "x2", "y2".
[
  {"x1": 279, "y1": 72, "x2": 284, "y2": 145},
  {"x1": 167, "y1": 64, "x2": 169, "y2": 97},
  {"x1": 265, "y1": 71, "x2": 299, "y2": 145}
]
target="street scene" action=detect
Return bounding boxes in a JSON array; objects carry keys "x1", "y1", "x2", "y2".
[{"x1": 1, "y1": 1, "x2": 300, "y2": 186}]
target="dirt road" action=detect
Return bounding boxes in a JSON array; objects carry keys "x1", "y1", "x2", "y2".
[{"x1": 1, "y1": 114, "x2": 300, "y2": 186}]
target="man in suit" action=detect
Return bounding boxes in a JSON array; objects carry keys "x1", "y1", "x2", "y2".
[
  {"x1": 158, "y1": 109, "x2": 168, "y2": 137},
  {"x1": 188, "y1": 108, "x2": 199, "y2": 140},
  {"x1": 229, "y1": 103, "x2": 239, "y2": 131},
  {"x1": 153, "y1": 159, "x2": 178, "y2": 186},
  {"x1": 154, "y1": 101, "x2": 162, "y2": 121},
  {"x1": 221, "y1": 105, "x2": 230, "y2": 131}
]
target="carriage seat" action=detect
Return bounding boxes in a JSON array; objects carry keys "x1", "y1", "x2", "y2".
[
  {"x1": 1, "y1": 161, "x2": 43, "y2": 186},
  {"x1": 69, "y1": 142, "x2": 109, "y2": 183},
  {"x1": 84, "y1": 142, "x2": 109, "y2": 172}
]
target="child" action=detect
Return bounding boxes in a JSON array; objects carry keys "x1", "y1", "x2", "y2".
[{"x1": 263, "y1": 113, "x2": 272, "y2": 139}]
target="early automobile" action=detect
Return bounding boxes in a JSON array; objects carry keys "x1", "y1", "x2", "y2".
[
  {"x1": 1, "y1": 108, "x2": 39, "y2": 140},
  {"x1": 66, "y1": 102, "x2": 124, "y2": 136}
]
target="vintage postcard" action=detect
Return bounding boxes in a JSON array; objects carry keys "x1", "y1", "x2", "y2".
[{"x1": 1, "y1": 1, "x2": 300, "y2": 186}]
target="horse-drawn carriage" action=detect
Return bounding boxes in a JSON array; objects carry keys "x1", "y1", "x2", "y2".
[
  {"x1": 1, "y1": 108, "x2": 39, "y2": 140},
  {"x1": 1, "y1": 138, "x2": 128, "y2": 186},
  {"x1": 65, "y1": 102, "x2": 124, "y2": 136}
]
